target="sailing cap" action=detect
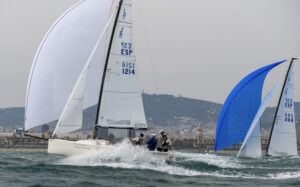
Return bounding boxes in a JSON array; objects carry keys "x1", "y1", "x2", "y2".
[
  {"x1": 151, "y1": 134, "x2": 156, "y2": 137},
  {"x1": 159, "y1": 129, "x2": 164, "y2": 133}
]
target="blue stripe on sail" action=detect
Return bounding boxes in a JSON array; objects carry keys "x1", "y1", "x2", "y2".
[{"x1": 215, "y1": 60, "x2": 286, "y2": 152}]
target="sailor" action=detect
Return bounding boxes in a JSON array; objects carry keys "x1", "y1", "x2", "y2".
[
  {"x1": 157, "y1": 129, "x2": 165, "y2": 147},
  {"x1": 147, "y1": 134, "x2": 157, "y2": 151},
  {"x1": 162, "y1": 134, "x2": 172, "y2": 151},
  {"x1": 132, "y1": 133, "x2": 144, "y2": 145}
]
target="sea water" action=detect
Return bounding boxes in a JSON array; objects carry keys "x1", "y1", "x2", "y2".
[{"x1": 0, "y1": 140, "x2": 300, "y2": 186}]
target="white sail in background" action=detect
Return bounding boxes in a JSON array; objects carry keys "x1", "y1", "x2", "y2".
[
  {"x1": 53, "y1": 15, "x2": 114, "y2": 135},
  {"x1": 237, "y1": 79, "x2": 282, "y2": 157},
  {"x1": 238, "y1": 121, "x2": 261, "y2": 158},
  {"x1": 98, "y1": 0, "x2": 147, "y2": 129},
  {"x1": 25, "y1": 0, "x2": 113, "y2": 130},
  {"x1": 267, "y1": 62, "x2": 297, "y2": 156}
]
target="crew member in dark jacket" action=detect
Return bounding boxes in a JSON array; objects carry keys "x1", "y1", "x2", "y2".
[{"x1": 147, "y1": 134, "x2": 157, "y2": 151}]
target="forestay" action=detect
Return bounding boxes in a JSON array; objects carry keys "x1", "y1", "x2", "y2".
[
  {"x1": 267, "y1": 62, "x2": 297, "y2": 156},
  {"x1": 215, "y1": 60, "x2": 286, "y2": 152},
  {"x1": 237, "y1": 79, "x2": 282, "y2": 157},
  {"x1": 25, "y1": 0, "x2": 113, "y2": 130},
  {"x1": 97, "y1": 0, "x2": 147, "y2": 129}
]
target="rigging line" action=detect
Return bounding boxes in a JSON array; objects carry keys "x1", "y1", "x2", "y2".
[{"x1": 136, "y1": 0, "x2": 159, "y2": 94}]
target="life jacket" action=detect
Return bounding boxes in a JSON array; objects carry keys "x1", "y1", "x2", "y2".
[
  {"x1": 136, "y1": 137, "x2": 144, "y2": 145},
  {"x1": 162, "y1": 138, "x2": 169, "y2": 147}
]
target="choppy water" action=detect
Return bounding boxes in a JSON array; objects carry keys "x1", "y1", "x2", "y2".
[{"x1": 1, "y1": 140, "x2": 300, "y2": 187}]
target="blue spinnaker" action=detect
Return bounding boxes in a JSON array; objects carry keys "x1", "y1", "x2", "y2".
[{"x1": 215, "y1": 60, "x2": 286, "y2": 152}]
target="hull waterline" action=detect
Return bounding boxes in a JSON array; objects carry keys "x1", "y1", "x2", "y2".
[{"x1": 48, "y1": 139, "x2": 174, "y2": 161}]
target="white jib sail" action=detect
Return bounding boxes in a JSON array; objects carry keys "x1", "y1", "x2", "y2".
[
  {"x1": 98, "y1": 0, "x2": 147, "y2": 129},
  {"x1": 267, "y1": 63, "x2": 297, "y2": 156},
  {"x1": 52, "y1": 14, "x2": 115, "y2": 135},
  {"x1": 25, "y1": 0, "x2": 113, "y2": 130},
  {"x1": 237, "y1": 79, "x2": 283, "y2": 157}
]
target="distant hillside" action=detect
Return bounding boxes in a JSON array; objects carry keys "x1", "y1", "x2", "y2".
[
  {"x1": 0, "y1": 107, "x2": 24, "y2": 129},
  {"x1": 0, "y1": 94, "x2": 299, "y2": 130},
  {"x1": 142, "y1": 94, "x2": 222, "y2": 126}
]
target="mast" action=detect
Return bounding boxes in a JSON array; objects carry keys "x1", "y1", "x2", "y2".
[
  {"x1": 265, "y1": 58, "x2": 297, "y2": 156},
  {"x1": 93, "y1": 0, "x2": 124, "y2": 139}
]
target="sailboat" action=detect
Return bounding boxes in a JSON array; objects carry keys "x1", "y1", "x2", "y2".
[
  {"x1": 25, "y1": 0, "x2": 173, "y2": 160},
  {"x1": 266, "y1": 58, "x2": 298, "y2": 156},
  {"x1": 215, "y1": 60, "x2": 288, "y2": 157},
  {"x1": 237, "y1": 79, "x2": 282, "y2": 157}
]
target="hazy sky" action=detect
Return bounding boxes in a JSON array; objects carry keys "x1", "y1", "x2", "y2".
[{"x1": 0, "y1": 0, "x2": 300, "y2": 108}]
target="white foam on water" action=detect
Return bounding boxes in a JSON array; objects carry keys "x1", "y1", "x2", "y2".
[
  {"x1": 174, "y1": 151, "x2": 244, "y2": 169},
  {"x1": 56, "y1": 140, "x2": 254, "y2": 178},
  {"x1": 268, "y1": 171, "x2": 300, "y2": 180},
  {"x1": 58, "y1": 139, "x2": 203, "y2": 176},
  {"x1": 60, "y1": 139, "x2": 165, "y2": 166},
  {"x1": 55, "y1": 140, "x2": 300, "y2": 180}
]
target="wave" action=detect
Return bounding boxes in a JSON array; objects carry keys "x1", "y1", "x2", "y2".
[
  {"x1": 56, "y1": 140, "x2": 247, "y2": 178},
  {"x1": 173, "y1": 151, "x2": 244, "y2": 169},
  {"x1": 54, "y1": 140, "x2": 300, "y2": 180},
  {"x1": 268, "y1": 171, "x2": 300, "y2": 180}
]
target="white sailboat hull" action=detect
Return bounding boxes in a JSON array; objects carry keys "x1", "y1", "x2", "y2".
[
  {"x1": 48, "y1": 139, "x2": 174, "y2": 161},
  {"x1": 48, "y1": 139, "x2": 112, "y2": 157}
]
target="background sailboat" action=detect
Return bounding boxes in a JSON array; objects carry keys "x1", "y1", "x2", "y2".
[
  {"x1": 215, "y1": 60, "x2": 286, "y2": 157},
  {"x1": 266, "y1": 58, "x2": 298, "y2": 156},
  {"x1": 237, "y1": 79, "x2": 282, "y2": 157}
]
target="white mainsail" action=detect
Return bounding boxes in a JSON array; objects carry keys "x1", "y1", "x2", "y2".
[
  {"x1": 97, "y1": 0, "x2": 147, "y2": 129},
  {"x1": 25, "y1": 0, "x2": 113, "y2": 130},
  {"x1": 52, "y1": 15, "x2": 115, "y2": 135},
  {"x1": 237, "y1": 79, "x2": 282, "y2": 157},
  {"x1": 267, "y1": 62, "x2": 297, "y2": 156}
]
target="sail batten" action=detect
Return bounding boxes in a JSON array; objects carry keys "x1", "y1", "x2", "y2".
[{"x1": 215, "y1": 60, "x2": 286, "y2": 152}]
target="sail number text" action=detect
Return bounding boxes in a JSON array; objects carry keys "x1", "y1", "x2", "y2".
[
  {"x1": 284, "y1": 113, "x2": 294, "y2": 123},
  {"x1": 285, "y1": 98, "x2": 293, "y2": 108},
  {"x1": 121, "y1": 42, "x2": 133, "y2": 56},
  {"x1": 122, "y1": 62, "x2": 135, "y2": 75}
]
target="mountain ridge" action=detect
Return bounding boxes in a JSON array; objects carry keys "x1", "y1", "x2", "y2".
[{"x1": 0, "y1": 94, "x2": 299, "y2": 131}]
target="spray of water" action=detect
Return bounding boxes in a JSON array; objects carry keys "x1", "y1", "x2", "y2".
[{"x1": 56, "y1": 140, "x2": 300, "y2": 179}]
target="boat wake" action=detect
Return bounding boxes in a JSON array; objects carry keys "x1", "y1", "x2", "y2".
[
  {"x1": 174, "y1": 152, "x2": 244, "y2": 169},
  {"x1": 56, "y1": 140, "x2": 300, "y2": 180},
  {"x1": 58, "y1": 139, "x2": 202, "y2": 176}
]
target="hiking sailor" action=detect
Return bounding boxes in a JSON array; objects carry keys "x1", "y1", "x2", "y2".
[
  {"x1": 162, "y1": 134, "x2": 172, "y2": 151},
  {"x1": 147, "y1": 134, "x2": 157, "y2": 151},
  {"x1": 132, "y1": 133, "x2": 144, "y2": 145},
  {"x1": 158, "y1": 129, "x2": 165, "y2": 147}
]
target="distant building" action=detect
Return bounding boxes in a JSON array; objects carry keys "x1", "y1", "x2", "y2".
[
  {"x1": 14, "y1": 128, "x2": 25, "y2": 136},
  {"x1": 195, "y1": 123, "x2": 204, "y2": 144},
  {"x1": 0, "y1": 132, "x2": 13, "y2": 137}
]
